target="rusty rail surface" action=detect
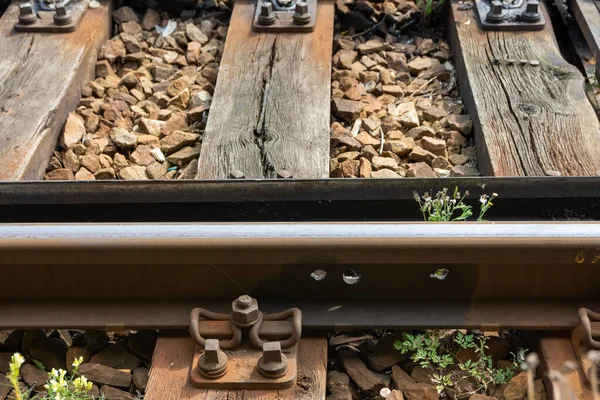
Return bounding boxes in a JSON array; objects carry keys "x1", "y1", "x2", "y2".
[{"x1": 0, "y1": 222, "x2": 599, "y2": 330}]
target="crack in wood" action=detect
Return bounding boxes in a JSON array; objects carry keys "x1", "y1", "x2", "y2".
[{"x1": 254, "y1": 37, "x2": 278, "y2": 178}]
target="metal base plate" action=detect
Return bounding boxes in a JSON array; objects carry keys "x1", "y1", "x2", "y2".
[
  {"x1": 190, "y1": 342, "x2": 298, "y2": 389},
  {"x1": 473, "y1": 0, "x2": 545, "y2": 31},
  {"x1": 571, "y1": 324, "x2": 600, "y2": 389},
  {"x1": 14, "y1": 0, "x2": 89, "y2": 33},
  {"x1": 252, "y1": 0, "x2": 316, "y2": 32}
]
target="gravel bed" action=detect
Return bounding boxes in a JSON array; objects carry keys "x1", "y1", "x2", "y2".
[
  {"x1": 44, "y1": 4, "x2": 229, "y2": 180},
  {"x1": 0, "y1": 329, "x2": 156, "y2": 399},
  {"x1": 327, "y1": 330, "x2": 547, "y2": 399},
  {"x1": 330, "y1": 1, "x2": 480, "y2": 179}
]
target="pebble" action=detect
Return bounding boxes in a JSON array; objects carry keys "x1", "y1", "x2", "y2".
[
  {"x1": 46, "y1": 6, "x2": 228, "y2": 180},
  {"x1": 78, "y1": 363, "x2": 133, "y2": 388},
  {"x1": 338, "y1": 349, "x2": 390, "y2": 396},
  {"x1": 330, "y1": 18, "x2": 479, "y2": 180}
]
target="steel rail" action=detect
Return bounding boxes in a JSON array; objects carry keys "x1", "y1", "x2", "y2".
[
  {"x1": 0, "y1": 222, "x2": 599, "y2": 263},
  {"x1": 0, "y1": 222, "x2": 599, "y2": 330}
]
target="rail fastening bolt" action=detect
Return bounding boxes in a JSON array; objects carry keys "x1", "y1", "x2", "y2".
[
  {"x1": 197, "y1": 339, "x2": 228, "y2": 379},
  {"x1": 522, "y1": 0, "x2": 541, "y2": 22},
  {"x1": 258, "y1": 341, "x2": 288, "y2": 378},
  {"x1": 234, "y1": 294, "x2": 253, "y2": 309},
  {"x1": 53, "y1": 2, "x2": 72, "y2": 26},
  {"x1": 257, "y1": 2, "x2": 276, "y2": 26},
  {"x1": 19, "y1": 3, "x2": 37, "y2": 25},
  {"x1": 486, "y1": 0, "x2": 504, "y2": 23},
  {"x1": 293, "y1": 1, "x2": 311, "y2": 25},
  {"x1": 231, "y1": 295, "x2": 259, "y2": 326}
]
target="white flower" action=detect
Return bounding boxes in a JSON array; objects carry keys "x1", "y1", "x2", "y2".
[
  {"x1": 14, "y1": 354, "x2": 24, "y2": 365},
  {"x1": 479, "y1": 195, "x2": 487, "y2": 204}
]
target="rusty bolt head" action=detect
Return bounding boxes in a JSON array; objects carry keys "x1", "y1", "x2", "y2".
[
  {"x1": 522, "y1": 0, "x2": 540, "y2": 22},
  {"x1": 293, "y1": 1, "x2": 311, "y2": 25},
  {"x1": 486, "y1": 0, "x2": 504, "y2": 23},
  {"x1": 258, "y1": 2, "x2": 276, "y2": 26},
  {"x1": 19, "y1": 3, "x2": 37, "y2": 25},
  {"x1": 53, "y1": 2, "x2": 72, "y2": 26},
  {"x1": 258, "y1": 341, "x2": 288, "y2": 378},
  {"x1": 197, "y1": 339, "x2": 228, "y2": 379},
  {"x1": 231, "y1": 295, "x2": 259, "y2": 326}
]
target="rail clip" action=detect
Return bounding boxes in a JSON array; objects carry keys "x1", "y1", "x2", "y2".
[
  {"x1": 189, "y1": 295, "x2": 302, "y2": 389},
  {"x1": 571, "y1": 308, "x2": 600, "y2": 389}
]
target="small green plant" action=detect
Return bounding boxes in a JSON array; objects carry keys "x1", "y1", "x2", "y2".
[
  {"x1": 6, "y1": 353, "x2": 100, "y2": 400},
  {"x1": 416, "y1": 0, "x2": 445, "y2": 17},
  {"x1": 394, "y1": 330, "x2": 523, "y2": 397},
  {"x1": 414, "y1": 187, "x2": 497, "y2": 222}
]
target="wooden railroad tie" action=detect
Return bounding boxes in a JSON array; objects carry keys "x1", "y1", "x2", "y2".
[
  {"x1": 0, "y1": 0, "x2": 112, "y2": 180},
  {"x1": 448, "y1": 0, "x2": 600, "y2": 176},
  {"x1": 195, "y1": 0, "x2": 334, "y2": 180},
  {"x1": 145, "y1": 335, "x2": 327, "y2": 399}
]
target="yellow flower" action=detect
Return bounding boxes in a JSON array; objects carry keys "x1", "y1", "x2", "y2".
[{"x1": 72, "y1": 356, "x2": 83, "y2": 369}]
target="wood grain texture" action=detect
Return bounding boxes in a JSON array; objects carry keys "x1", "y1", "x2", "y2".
[
  {"x1": 539, "y1": 332, "x2": 594, "y2": 400},
  {"x1": 448, "y1": 1, "x2": 600, "y2": 176},
  {"x1": 196, "y1": 1, "x2": 333, "y2": 179},
  {"x1": 146, "y1": 336, "x2": 327, "y2": 400},
  {"x1": 0, "y1": 1, "x2": 111, "y2": 180}
]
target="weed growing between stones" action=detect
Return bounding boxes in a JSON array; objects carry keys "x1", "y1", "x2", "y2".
[
  {"x1": 6, "y1": 354, "x2": 105, "y2": 400},
  {"x1": 413, "y1": 186, "x2": 497, "y2": 221},
  {"x1": 394, "y1": 330, "x2": 526, "y2": 397}
]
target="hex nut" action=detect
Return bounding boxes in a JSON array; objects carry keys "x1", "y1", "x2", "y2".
[{"x1": 231, "y1": 295, "x2": 259, "y2": 326}]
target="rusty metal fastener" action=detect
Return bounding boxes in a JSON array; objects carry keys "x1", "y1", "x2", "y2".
[
  {"x1": 250, "y1": 307, "x2": 302, "y2": 349},
  {"x1": 486, "y1": 0, "x2": 504, "y2": 23},
  {"x1": 229, "y1": 169, "x2": 245, "y2": 179},
  {"x1": 258, "y1": 341, "x2": 288, "y2": 378},
  {"x1": 190, "y1": 308, "x2": 242, "y2": 349},
  {"x1": 579, "y1": 308, "x2": 600, "y2": 350},
  {"x1": 293, "y1": 2, "x2": 311, "y2": 25},
  {"x1": 257, "y1": 2, "x2": 276, "y2": 26},
  {"x1": 197, "y1": 339, "x2": 228, "y2": 379},
  {"x1": 522, "y1": 0, "x2": 541, "y2": 22},
  {"x1": 231, "y1": 294, "x2": 260, "y2": 327},
  {"x1": 53, "y1": 2, "x2": 72, "y2": 26},
  {"x1": 19, "y1": 3, "x2": 37, "y2": 25},
  {"x1": 277, "y1": 170, "x2": 293, "y2": 179}
]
